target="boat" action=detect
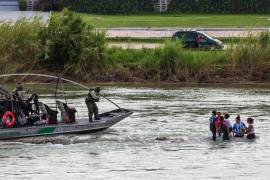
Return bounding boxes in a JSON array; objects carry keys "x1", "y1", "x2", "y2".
[{"x1": 0, "y1": 73, "x2": 133, "y2": 140}]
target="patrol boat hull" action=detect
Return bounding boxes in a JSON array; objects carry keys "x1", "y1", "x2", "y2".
[{"x1": 0, "y1": 109, "x2": 132, "y2": 140}]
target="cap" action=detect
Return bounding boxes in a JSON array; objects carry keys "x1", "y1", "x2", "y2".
[
  {"x1": 95, "y1": 87, "x2": 101, "y2": 92},
  {"x1": 16, "y1": 83, "x2": 23, "y2": 91}
]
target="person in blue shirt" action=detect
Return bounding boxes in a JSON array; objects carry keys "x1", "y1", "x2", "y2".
[
  {"x1": 209, "y1": 110, "x2": 217, "y2": 141},
  {"x1": 232, "y1": 115, "x2": 246, "y2": 137}
]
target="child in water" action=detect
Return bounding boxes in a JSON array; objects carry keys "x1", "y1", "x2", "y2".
[
  {"x1": 245, "y1": 118, "x2": 255, "y2": 139},
  {"x1": 232, "y1": 115, "x2": 246, "y2": 137}
]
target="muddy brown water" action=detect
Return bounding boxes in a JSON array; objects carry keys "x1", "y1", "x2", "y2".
[{"x1": 0, "y1": 85, "x2": 269, "y2": 180}]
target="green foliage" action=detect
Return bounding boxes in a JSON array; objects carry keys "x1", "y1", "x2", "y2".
[
  {"x1": 226, "y1": 32, "x2": 270, "y2": 79},
  {"x1": 0, "y1": 18, "x2": 44, "y2": 73},
  {"x1": 18, "y1": 0, "x2": 27, "y2": 11},
  {"x1": 62, "y1": 0, "x2": 154, "y2": 14},
  {"x1": 39, "y1": 9, "x2": 106, "y2": 79},
  {"x1": 1, "y1": 10, "x2": 270, "y2": 82},
  {"x1": 36, "y1": 0, "x2": 64, "y2": 11},
  {"x1": 105, "y1": 41, "x2": 225, "y2": 81},
  {"x1": 168, "y1": 0, "x2": 270, "y2": 13},
  {"x1": 159, "y1": 41, "x2": 181, "y2": 79}
]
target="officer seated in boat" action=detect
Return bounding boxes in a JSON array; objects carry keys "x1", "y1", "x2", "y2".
[
  {"x1": 13, "y1": 83, "x2": 24, "y2": 100},
  {"x1": 85, "y1": 87, "x2": 101, "y2": 122},
  {"x1": 12, "y1": 83, "x2": 27, "y2": 114},
  {"x1": 12, "y1": 83, "x2": 40, "y2": 125}
]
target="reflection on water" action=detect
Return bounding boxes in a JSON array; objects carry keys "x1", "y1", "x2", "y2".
[{"x1": 0, "y1": 85, "x2": 270, "y2": 180}]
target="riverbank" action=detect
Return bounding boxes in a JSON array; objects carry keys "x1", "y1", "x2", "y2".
[
  {"x1": 1, "y1": 10, "x2": 270, "y2": 84},
  {"x1": 3, "y1": 72, "x2": 270, "y2": 87}
]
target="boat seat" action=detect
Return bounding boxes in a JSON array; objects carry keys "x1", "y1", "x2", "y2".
[
  {"x1": 38, "y1": 102, "x2": 58, "y2": 124},
  {"x1": 56, "y1": 101, "x2": 76, "y2": 123}
]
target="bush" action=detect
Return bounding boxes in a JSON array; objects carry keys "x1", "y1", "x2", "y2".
[
  {"x1": 39, "y1": 9, "x2": 106, "y2": 79},
  {"x1": 159, "y1": 41, "x2": 181, "y2": 79},
  {"x1": 226, "y1": 32, "x2": 270, "y2": 79},
  {"x1": 18, "y1": 0, "x2": 27, "y2": 11},
  {"x1": 168, "y1": 0, "x2": 270, "y2": 14},
  {"x1": 62, "y1": 0, "x2": 154, "y2": 14},
  {"x1": 0, "y1": 10, "x2": 106, "y2": 79},
  {"x1": 36, "y1": 0, "x2": 64, "y2": 11},
  {"x1": 0, "y1": 18, "x2": 44, "y2": 73}
]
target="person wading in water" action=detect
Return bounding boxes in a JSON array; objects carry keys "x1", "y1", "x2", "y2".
[
  {"x1": 209, "y1": 110, "x2": 217, "y2": 141},
  {"x1": 85, "y1": 87, "x2": 101, "y2": 122}
]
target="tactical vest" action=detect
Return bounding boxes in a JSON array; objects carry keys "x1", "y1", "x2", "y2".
[{"x1": 86, "y1": 89, "x2": 95, "y2": 103}]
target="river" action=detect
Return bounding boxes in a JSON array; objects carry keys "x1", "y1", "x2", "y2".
[{"x1": 0, "y1": 85, "x2": 270, "y2": 180}]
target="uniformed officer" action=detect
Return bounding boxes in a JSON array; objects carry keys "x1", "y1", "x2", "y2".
[
  {"x1": 13, "y1": 82, "x2": 24, "y2": 100},
  {"x1": 85, "y1": 87, "x2": 101, "y2": 122}
]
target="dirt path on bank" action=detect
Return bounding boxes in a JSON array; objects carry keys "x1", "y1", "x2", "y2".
[
  {"x1": 105, "y1": 27, "x2": 270, "y2": 38},
  {"x1": 108, "y1": 42, "x2": 163, "y2": 49}
]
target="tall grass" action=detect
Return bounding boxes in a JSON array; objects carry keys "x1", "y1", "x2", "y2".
[
  {"x1": 106, "y1": 41, "x2": 227, "y2": 82},
  {"x1": 226, "y1": 32, "x2": 270, "y2": 80},
  {"x1": 0, "y1": 18, "x2": 44, "y2": 74},
  {"x1": 0, "y1": 9, "x2": 106, "y2": 81},
  {"x1": 0, "y1": 10, "x2": 270, "y2": 82},
  {"x1": 105, "y1": 33, "x2": 270, "y2": 82}
]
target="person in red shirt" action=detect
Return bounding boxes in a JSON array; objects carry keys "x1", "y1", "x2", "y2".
[{"x1": 215, "y1": 112, "x2": 223, "y2": 136}]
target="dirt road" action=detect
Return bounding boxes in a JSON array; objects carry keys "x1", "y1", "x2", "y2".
[
  {"x1": 0, "y1": 11, "x2": 50, "y2": 22},
  {"x1": 106, "y1": 27, "x2": 270, "y2": 38}
]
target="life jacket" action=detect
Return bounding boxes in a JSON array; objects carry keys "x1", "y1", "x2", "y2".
[{"x1": 85, "y1": 89, "x2": 96, "y2": 103}]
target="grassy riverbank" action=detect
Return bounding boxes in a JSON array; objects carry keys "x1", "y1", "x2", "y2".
[
  {"x1": 1, "y1": 10, "x2": 270, "y2": 84},
  {"x1": 79, "y1": 13, "x2": 270, "y2": 28}
]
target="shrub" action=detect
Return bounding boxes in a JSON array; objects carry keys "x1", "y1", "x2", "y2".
[
  {"x1": 18, "y1": 0, "x2": 27, "y2": 11},
  {"x1": 0, "y1": 18, "x2": 44, "y2": 73},
  {"x1": 168, "y1": 0, "x2": 270, "y2": 14},
  {"x1": 39, "y1": 9, "x2": 106, "y2": 79},
  {"x1": 62, "y1": 0, "x2": 154, "y2": 14},
  {"x1": 159, "y1": 41, "x2": 182, "y2": 79},
  {"x1": 36, "y1": 0, "x2": 64, "y2": 11}
]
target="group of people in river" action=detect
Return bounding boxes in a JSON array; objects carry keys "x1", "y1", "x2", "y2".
[{"x1": 209, "y1": 111, "x2": 256, "y2": 141}]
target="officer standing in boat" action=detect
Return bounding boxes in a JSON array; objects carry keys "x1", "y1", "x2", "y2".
[{"x1": 85, "y1": 87, "x2": 101, "y2": 122}]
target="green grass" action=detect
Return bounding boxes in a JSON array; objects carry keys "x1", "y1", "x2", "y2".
[{"x1": 79, "y1": 13, "x2": 270, "y2": 28}]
